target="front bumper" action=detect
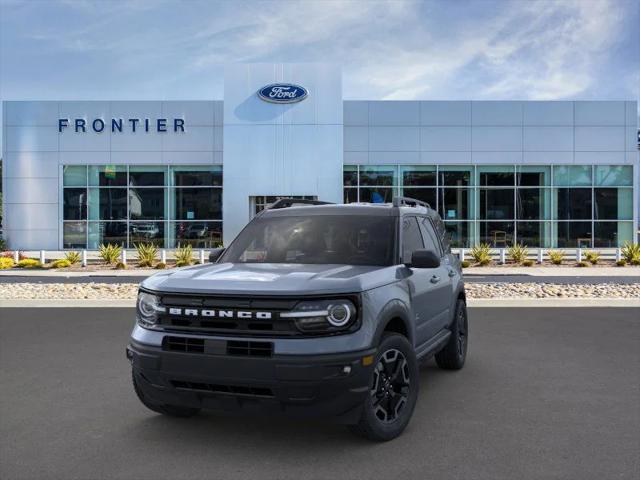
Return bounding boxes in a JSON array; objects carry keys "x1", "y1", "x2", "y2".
[{"x1": 128, "y1": 339, "x2": 376, "y2": 424}]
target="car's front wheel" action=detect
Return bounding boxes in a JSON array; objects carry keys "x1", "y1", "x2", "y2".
[
  {"x1": 132, "y1": 370, "x2": 201, "y2": 418},
  {"x1": 349, "y1": 333, "x2": 419, "y2": 441}
]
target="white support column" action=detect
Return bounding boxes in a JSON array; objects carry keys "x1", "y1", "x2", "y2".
[
  {"x1": 499, "y1": 248, "x2": 506, "y2": 265},
  {"x1": 14, "y1": 250, "x2": 19, "y2": 263},
  {"x1": 199, "y1": 249, "x2": 205, "y2": 264},
  {"x1": 39, "y1": 250, "x2": 46, "y2": 264},
  {"x1": 537, "y1": 248, "x2": 544, "y2": 264},
  {"x1": 615, "y1": 248, "x2": 622, "y2": 262},
  {"x1": 459, "y1": 248, "x2": 465, "y2": 261},
  {"x1": 121, "y1": 249, "x2": 127, "y2": 266},
  {"x1": 576, "y1": 248, "x2": 582, "y2": 262},
  {"x1": 160, "y1": 249, "x2": 167, "y2": 264},
  {"x1": 82, "y1": 250, "x2": 87, "y2": 267}
]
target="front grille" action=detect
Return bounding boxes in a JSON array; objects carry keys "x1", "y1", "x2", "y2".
[
  {"x1": 163, "y1": 336, "x2": 205, "y2": 353},
  {"x1": 171, "y1": 380, "x2": 274, "y2": 398},
  {"x1": 162, "y1": 336, "x2": 273, "y2": 357},
  {"x1": 227, "y1": 340, "x2": 273, "y2": 357}
]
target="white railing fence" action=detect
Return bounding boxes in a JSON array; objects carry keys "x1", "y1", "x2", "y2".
[{"x1": 454, "y1": 247, "x2": 625, "y2": 264}]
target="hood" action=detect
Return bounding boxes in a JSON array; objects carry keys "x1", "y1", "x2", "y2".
[{"x1": 141, "y1": 262, "x2": 399, "y2": 295}]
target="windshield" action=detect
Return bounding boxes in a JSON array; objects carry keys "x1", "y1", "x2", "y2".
[{"x1": 221, "y1": 215, "x2": 396, "y2": 266}]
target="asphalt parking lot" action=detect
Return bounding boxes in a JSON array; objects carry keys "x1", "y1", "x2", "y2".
[{"x1": 1, "y1": 307, "x2": 638, "y2": 480}]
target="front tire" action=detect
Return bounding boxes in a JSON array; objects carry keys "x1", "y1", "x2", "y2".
[
  {"x1": 435, "y1": 298, "x2": 468, "y2": 370},
  {"x1": 132, "y1": 370, "x2": 201, "y2": 418},
  {"x1": 349, "y1": 333, "x2": 419, "y2": 441}
]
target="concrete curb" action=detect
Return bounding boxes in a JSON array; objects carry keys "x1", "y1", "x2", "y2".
[{"x1": 1, "y1": 298, "x2": 639, "y2": 308}]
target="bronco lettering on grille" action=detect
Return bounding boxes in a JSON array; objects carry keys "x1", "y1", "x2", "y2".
[{"x1": 167, "y1": 308, "x2": 272, "y2": 320}]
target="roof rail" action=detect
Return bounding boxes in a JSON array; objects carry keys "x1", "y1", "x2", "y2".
[
  {"x1": 392, "y1": 196, "x2": 431, "y2": 209},
  {"x1": 267, "y1": 198, "x2": 334, "y2": 210}
]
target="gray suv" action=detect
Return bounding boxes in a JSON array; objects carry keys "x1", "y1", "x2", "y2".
[{"x1": 127, "y1": 197, "x2": 468, "y2": 441}]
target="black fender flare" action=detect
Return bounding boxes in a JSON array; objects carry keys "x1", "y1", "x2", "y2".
[{"x1": 371, "y1": 299, "x2": 413, "y2": 347}]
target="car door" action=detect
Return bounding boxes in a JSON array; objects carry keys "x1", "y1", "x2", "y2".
[
  {"x1": 419, "y1": 216, "x2": 454, "y2": 333},
  {"x1": 401, "y1": 216, "x2": 448, "y2": 347}
]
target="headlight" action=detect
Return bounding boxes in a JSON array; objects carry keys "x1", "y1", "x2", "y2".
[
  {"x1": 281, "y1": 299, "x2": 357, "y2": 333},
  {"x1": 136, "y1": 291, "x2": 165, "y2": 328}
]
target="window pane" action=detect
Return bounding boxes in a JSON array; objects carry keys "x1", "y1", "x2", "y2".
[
  {"x1": 438, "y1": 166, "x2": 472, "y2": 187},
  {"x1": 89, "y1": 165, "x2": 127, "y2": 187},
  {"x1": 88, "y1": 188, "x2": 127, "y2": 220},
  {"x1": 63, "y1": 188, "x2": 87, "y2": 220},
  {"x1": 359, "y1": 166, "x2": 396, "y2": 186},
  {"x1": 402, "y1": 217, "x2": 424, "y2": 263},
  {"x1": 480, "y1": 189, "x2": 514, "y2": 220},
  {"x1": 129, "y1": 222, "x2": 165, "y2": 248},
  {"x1": 556, "y1": 188, "x2": 591, "y2": 220},
  {"x1": 343, "y1": 166, "x2": 358, "y2": 186},
  {"x1": 172, "y1": 166, "x2": 222, "y2": 186},
  {"x1": 593, "y1": 221, "x2": 632, "y2": 247},
  {"x1": 419, "y1": 218, "x2": 442, "y2": 256},
  {"x1": 556, "y1": 221, "x2": 592, "y2": 248},
  {"x1": 170, "y1": 221, "x2": 223, "y2": 248},
  {"x1": 516, "y1": 221, "x2": 544, "y2": 247},
  {"x1": 517, "y1": 165, "x2": 550, "y2": 186},
  {"x1": 478, "y1": 166, "x2": 514, "y2": 186},
  {"x1": 553, "y1": 165, "x2": 591, "y2": 186},
  {"x1": 129, "y1": 166, "x2": 165, "y2": 186},
  {"x1": 63, "y1": 222, "x2": 86, "y2": 248},
  {"x1": 401, "y1": 188, "x2": 436, "y2": 209},
  {"x1": 401, "y1": 166, "x2": 436, "y2": 186},
  {"x1": 129, "y1": 188, "x2": 165, "y2": 220},
  {"x1": 63, "y1": 166, "x2": 87, "y2": 186},
  {"x1": 517, "y1": 188, "x2": 550, "y2": 220},
  {"x1": 594, "y1": 188, "x2": 633, "y2": 220},
  {"x1": 439, "y1": 188, "x2": 472, "y2": 220},
  {"x1": 359, "y1": 187, "x2": 394, "y2": 203},
  {"x1": 594, "y1": 165, "x2": 632, "y2": 186},
  {"x1": 174, "y1": 188, "x2": 222, "y2": 219},
  {"x1": 88, "y1": 221, "x2": 127, "y2": 248},
  {"x1": 479, "y1": 222, "x2": 514, "y2": 247},
  {"x1": 444, "y1": 221, "x2": 471, "y2": 248},
  {"x1": 344, "y1": 188, "x2": 358, "y2": 203}
]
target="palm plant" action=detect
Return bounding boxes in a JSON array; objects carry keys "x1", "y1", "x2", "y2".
[
  {"x1": 470, "y1": 243, "x2": 492, "y2": 266},
  {"x1": 174, "y1": 244, "x2": 194, "y2": 267},
  {"x1": 507, "y1": 243, "x2": 528, "y2": 264},
  {"x1": 99, "y1": 243, "x2": 122, "y2": 265},
  {"x1": 135, "y1": 243, "x2": 158, "y2": 268}
]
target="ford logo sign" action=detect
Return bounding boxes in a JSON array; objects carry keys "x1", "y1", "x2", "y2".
[{"x1": 258, "y1": 83, "x2": 308, "y2": 104}]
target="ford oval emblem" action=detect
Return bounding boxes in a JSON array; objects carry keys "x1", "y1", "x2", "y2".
[{"x1": 258, "y1": 83, "x2": 308, "y2": 104}]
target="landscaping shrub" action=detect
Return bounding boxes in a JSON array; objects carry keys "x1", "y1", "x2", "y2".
[
  {"x1": 0, "y1": 257, "x2": 15, "y2": 269},
  {"x1": 460, "y1": 260, "x2": 470, "y2": 268},
  {"x1": 175, "y1": 244, "x2": 194, "y2": 267},
  {"x1": 50, "y1": 259, "x2": 71, "y2": 269},
  {"x1": 99, "y1": 243, "x2": 122, "y2": 265},
  {"x1": 615, "y1": 259, "x2": 627, "y2": 267},
  {"x1": 470, "y1": 243, "x2": 491, "y2": 266},
  {"x1": 621, "y1": 242, "x2": 640, "y2": 265},
  {"x1": 522, "y1": 259, "x2": 534, "y2": 267},
  {"x1": 135, "y1": 243, "x2": 158, "y2": 268},
  {"x1": 2, "y1": 251, "x2": 27, "y2": 260},
  {"x1": 576, "y1": 260, "x2": 590, "y2": 268},
  {"x1": 507, "y1": 243, "x2": 528, "y2": 264},
  {"x1": 17, "y1": 258, "x2": 43, "y2": 269},
  {"x1": 155, "y1": 262, "x2": 167, "y2": 269},
  {"x1": 65, "y1": 251, "x2": 81, "y2": 265},
  {"x1": 548, "y1": 250, "x2": 565, "y2": 265},
  {"x1": 583, "y1": 250, "x2": 600, "y2": 265},
  {"x1": 115, "y1": 261, "x2": 127, "y2": 270}
]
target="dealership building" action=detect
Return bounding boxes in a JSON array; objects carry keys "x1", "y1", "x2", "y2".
[{"x1": 1, "y1": 63, "x2": 638, "y2": 250}]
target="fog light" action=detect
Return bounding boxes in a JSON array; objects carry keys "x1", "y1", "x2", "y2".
[{"x1": 362, "y1": 355, "x2": 374, "y2": 366}]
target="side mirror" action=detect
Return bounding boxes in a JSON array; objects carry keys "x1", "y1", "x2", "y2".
[
  {"x1": 407, "y1": 249, "x2": 440, "y2": 269},
  {"x1": 208, "y1": 247, "x2": 225, "y2": 263}
]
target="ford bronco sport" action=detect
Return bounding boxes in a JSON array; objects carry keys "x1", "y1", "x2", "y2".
[{"x1": 127, "y1": 197, "x2": 468, "y2": 441}]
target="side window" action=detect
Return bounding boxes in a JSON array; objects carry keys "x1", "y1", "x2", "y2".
[
  {"x1": 419, "y1": 217, "x2": 442, "y2": 257},
  {"x1": 433, "y1": 216, "x2": 451, "y2": 253},
  {"x1": 402, "y1": 217, "x2": 424, "y2": 263}
]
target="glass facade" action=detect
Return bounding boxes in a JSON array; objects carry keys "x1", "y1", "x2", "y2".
[
  {"x1": 343, "y1": 164, "x2": 634, "y2": 248},
  {"x1": 62, "y1": 165, "x2": 222, "y2": 248}
]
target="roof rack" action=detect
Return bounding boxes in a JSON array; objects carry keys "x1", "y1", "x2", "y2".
[
  {"x1": 267, "y1": 198, "x2": 334, "y2": 210},
  {"x1": 392, "y1": 196, "x2": 431, "y2": 209}
]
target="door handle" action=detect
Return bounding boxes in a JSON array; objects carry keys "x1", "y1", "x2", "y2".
[{"x1": 430, "y1": 275, "x2": 440, "y2": 284}]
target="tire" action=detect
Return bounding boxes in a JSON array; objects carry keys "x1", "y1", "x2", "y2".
[
  {"x1": 349, "y1": 333, "x2": 419, "y2": 441},
  {"x1": 435, "y1": 298, "x2": 468, "y2": 370},
  {"x1": 132, "y1": 370, "x2": 201, "y2": 418}
]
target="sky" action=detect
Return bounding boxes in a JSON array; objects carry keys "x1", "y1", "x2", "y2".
[{"x1": 0, "y1": 0, "x2": 638, "y2": 149}]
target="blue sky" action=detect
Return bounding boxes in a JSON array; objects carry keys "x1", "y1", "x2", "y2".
[{"x1": 0, "y1": 0, "x2": 638, "y2": 149}]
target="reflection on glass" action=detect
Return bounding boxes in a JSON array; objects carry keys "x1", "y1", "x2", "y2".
[
  {"x1": 359, "y1": 166, "x2": 396, "y2": 186},
  {"x1": 88, "y1": 221, "x2": 128, "y2": 248},
  {"x1": 556, "y1": 221, "x2": 592, "y2": 248},
  {"x1": 553, "y1": 165, "x2": 591, "y2": 186},
  {"x1": 478, "y1": 166, "x2": 514, "y2": 186},
  {"x1": 129, "y1": 188, "x2": 165, "y2": 220},
  {"x1": 444, "y1": 222, "x2": 471, "y2": 248},
  {"x1": 594, "y1": 188, "x2": 632, "y2": 220},
  {"x1": 89, "y1": 165, "x2": 127, "y2": 187},
  {"x1": 63, "y1": 188, "x2": 87, "y2": 220},
  {"x1": 63, "y1": 166, "x2": 87, "y2": 187},
  {"x1": 438, "y1": 166, "x2": 472, "y2": 186},
  {"x1": 480, "y1": 189, "x2": 514, "y2": 220},
  {"x1": 343, "y1": 166, "x2": 358, "y2": 186},
  {"x1": 594, "y1": 222, "x2": 632, "y2": 247},
  {"x1": 517, "y1": 188, "x2": 550, "y2": 220},
  {"x1": 129, "y1": 222, "x2": 165, "y2": 247},
  {"x1": 402, "y1": 188, "x2": 436, "y2": 208},
  {"x1": 359, "y1": 187, "x2": 394, "y2": 203},
  {"x1": 479, "y1": 222, "x2": 514, "y2": 247},
  {"x1": 401, "y1": 166, "x2": 436, "y2": 186},
  {"x1": 517, "y1": 165, "x2": 550, "y2": 186},
  {"x1": 438, "y1": 188, "x2": 471, "y2": 220},
  {"x1": 171, "y1": 221, "x2": 222, "y2": 248},
  {"x1": 172, "y1": 166, "x2": 222, "y2": 186},
  {"x1": 594, "y1": 165, "x2": 632, "y2": 186},
  {"x1": 88, "y1": 188, "x2": 127, "y2": 220},
  {"x1": 63, "y1": 222, "x2": 87, "y2": 248},
  {"x1": 516, "y1": 222, "x2": 542, "y2": 247},
  {"x1": 344, "y1": 188, "x2": 358, "y2": 203},
  {"x1": 129, "y1": 166, "x2": 165, "y2": 186},
  {"x1": 174, "y1": 188, "x2": 222, "y2": 219}
]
